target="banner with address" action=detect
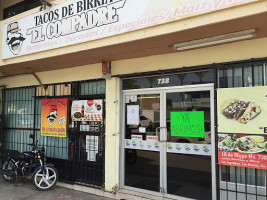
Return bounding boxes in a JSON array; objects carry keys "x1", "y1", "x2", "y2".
[
  {"x1": 2, "y1": 0, "x2": 259, "y2": 59},
  {"x1": 217, "y1": 86, "x2": 267, "y2": 134},
  {"x1": 218, "y1": 133, "x2": 267, "y2": 170},
  {"x1": 40, "y1": 99, "x2": 67, "y2": 137}
]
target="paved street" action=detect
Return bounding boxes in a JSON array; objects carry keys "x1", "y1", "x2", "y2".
[{"x1": 0, "y1": 176, "x2": 113, "y2": 200}]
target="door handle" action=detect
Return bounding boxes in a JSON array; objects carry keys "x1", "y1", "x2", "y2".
[
  {"x1": 156, "y1": 127, "x2": 167, "y2": 142},
  {"x1": 162, "y1": 127, "x2": 167, "y2": 142},
  {"x1": 156, "y1": 127, "x2": 161, "y2": 140}
]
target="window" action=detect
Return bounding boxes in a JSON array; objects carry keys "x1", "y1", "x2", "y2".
[
  {"x1": 4, "y1": 88, "x2": 35, "y2": 151},
  {"x1": 123, "y1": 70, "x2": 214, "y2": 90},
  {"x1": 219, "y1": 63, "x2": 265, "y2": 88}
]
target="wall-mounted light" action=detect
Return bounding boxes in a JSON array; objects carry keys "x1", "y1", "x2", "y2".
[
  {"x1": 173, "y1": 29, "x2": 256, "y2": 51},
  {"x1": 40, "y1": 0, "x2": 52, "y2": 11}
]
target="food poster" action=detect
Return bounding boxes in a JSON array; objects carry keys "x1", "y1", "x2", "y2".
[
  {"x1": 170, "y1": 111, "x2": 205, "y2": 137},
  {"x1": 217, "y1": 86, "x2": 267, "y2": 134},
  {"x1": 71, "y1": 100, "x2": 103, "y2": 121},
  {"x1": 218, "y1": 134, "x2": 267, "y2": 170},
  {"x1": 40, "y1": 99, "x2": 68, "y2": 137}
]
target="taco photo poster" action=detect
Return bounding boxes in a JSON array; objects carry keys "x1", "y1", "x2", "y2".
[
  {"x1": 40, "y1": 99, "x2": 68, "y2": 137},
  {"x1": 218, "y1": 133, "x2": 267, "y2": 170},
  {"x1": 217, "y1": 86, "x2": 267, "y2": 134}
]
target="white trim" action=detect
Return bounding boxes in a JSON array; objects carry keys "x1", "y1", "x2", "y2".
[
  {"x1": 264, "y1": 63, "x2": 266, "y2": 86},
  {"x1": 120, "y1": 92, "x2": 126, "y2": 187},
  {"x1": 116, "y1": 78, "x2": 122, "y2": 187},
  {"x1": 122, "y1": 83, "x2": 214, "y2": 94}
]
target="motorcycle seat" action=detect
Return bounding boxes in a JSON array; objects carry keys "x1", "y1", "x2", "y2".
[{"x1": 6, "y1": 150, "x2": 21, "y2": 158}]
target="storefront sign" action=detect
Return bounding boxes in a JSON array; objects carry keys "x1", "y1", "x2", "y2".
[
  {"x1": 2, "y1": 0, "x2": 259, "y2": 59},
  {"x1": 218, "y1": 134, "x2": 267, "y2": 170},
  {"x1": 40, "y1": 99, "x2": 67, "y2": 137},
  {"x1": 217, "y1": 86, "x2": 267, "y2": 134},
  {"x1": 131, "y1": 135, "x2": 142, "y2": 140},
  {"x1": 146, "y1": 136, "x2": 158, "y2": 141},
  {"x1": 170, "y1": 111, "x2": 205, "y2": 137},
  {"x1": 71, "y1": 100, "x2": 103, "y2": 121}
]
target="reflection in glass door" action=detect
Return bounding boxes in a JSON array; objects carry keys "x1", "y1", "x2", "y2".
[
  {"x1": 165, "y1": 91, "x2": 212, "y2": 199},
  {"x1": 124, "y1": 93, "x2": 161, "y2": 192}
]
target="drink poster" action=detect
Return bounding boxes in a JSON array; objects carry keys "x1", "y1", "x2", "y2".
[
  {"x1": 218, "y1": 134, "x2": 267, "y2": 170},
  {"x1": 71, "y1": 100, "x2": 103, "y2": 121},
  {"x1": 40, "y1": 99, "x2": 68, "y2": 137}
]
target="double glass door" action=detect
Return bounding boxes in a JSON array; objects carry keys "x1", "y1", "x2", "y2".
[{"x1": 122, "y1": 85, "x2": 215, "y2": 199}]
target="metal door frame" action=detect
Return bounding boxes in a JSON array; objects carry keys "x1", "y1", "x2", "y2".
[
  {"x1": 162, "y1": 84, "x2": 215, "y2": 200},
  {"x1": 120, "y1": 83, "x2": 216, "y2": 199},
  {"x1": 120, "y1": 89, "x2": 164, "y2": 197}
]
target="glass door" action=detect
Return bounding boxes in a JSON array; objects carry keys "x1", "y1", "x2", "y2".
[
  {"x1": 163, "y1": 88, "x2": 214, "y2": 199},
  {"x1": 123, "y1": 93, "x2": 162, "y2": 193},
  {"x1": 121, "y1": 85, "x2": 215, "y2": 199}
]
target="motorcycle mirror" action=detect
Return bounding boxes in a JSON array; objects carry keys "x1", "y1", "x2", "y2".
[{"x1": 29, "y1": 134, "x2": 34, "y2": 139}]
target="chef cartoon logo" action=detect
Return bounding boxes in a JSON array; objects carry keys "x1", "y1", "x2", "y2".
[
  {"x1": 47, "y1": 105, "x2": 57, "y2": 125},
  {"x1": 6, "y1": 22, "x2": 25, "y2": 55}
]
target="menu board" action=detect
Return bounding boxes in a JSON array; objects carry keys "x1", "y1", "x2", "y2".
[
  {"x1": 71, "y1": 100, "x2": 103, "y2": 121},
  {"x1": 86, "y1": 135, "x2": 99, "y2": 162},
  {"x1": 170, "y1": 111, "x2": 205, "y2": 137},
  {"x1": 217, "y1": 86, "x2": 267, "y2": 134},
  {"x1": 218, "y1": 134, "x2": 267, "y2": 170}
]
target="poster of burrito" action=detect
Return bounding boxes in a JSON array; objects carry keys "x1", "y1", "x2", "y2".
[
  {"x1": 217, "y1": 86, "x2": 267, "y2": 134},
  {"x1": 71, "y1": 100, "x2": 103, "y2": 121}
]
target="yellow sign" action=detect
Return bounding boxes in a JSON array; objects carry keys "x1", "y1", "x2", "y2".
[
  {"x1": 40, "y1": 99, "x2": 68, "y2": 137},
  {"x1": 218, "y1": 86, "x2": 267, "y2": 134}
]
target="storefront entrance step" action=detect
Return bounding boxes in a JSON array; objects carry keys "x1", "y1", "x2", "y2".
[
  {"x1": 117, "y1": 188, "x2": 192, "y2": 200},
  {"x1": 57, "y1": 181, "x2": 116, "y2": 199}
]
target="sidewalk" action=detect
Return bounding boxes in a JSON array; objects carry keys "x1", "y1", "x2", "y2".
[{"x1": 0, "y1": 176, "x2": 113, "y2": 200}]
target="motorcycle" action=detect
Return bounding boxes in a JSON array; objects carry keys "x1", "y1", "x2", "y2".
[{"x1": 0, "y1": 134, "x2": 58, "y2": 190}]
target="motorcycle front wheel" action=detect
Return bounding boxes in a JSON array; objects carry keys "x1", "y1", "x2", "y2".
[
  {"x1": 2, "y1": 160, "x2": 15, "y2": 181},
  {"x1": 32, "y1": 166, "x2": 58, "y2": 190}
]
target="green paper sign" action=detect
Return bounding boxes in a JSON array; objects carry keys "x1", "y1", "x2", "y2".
[{"x1": 170, "y1": 111, "x2": 205, "y2": 138}]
